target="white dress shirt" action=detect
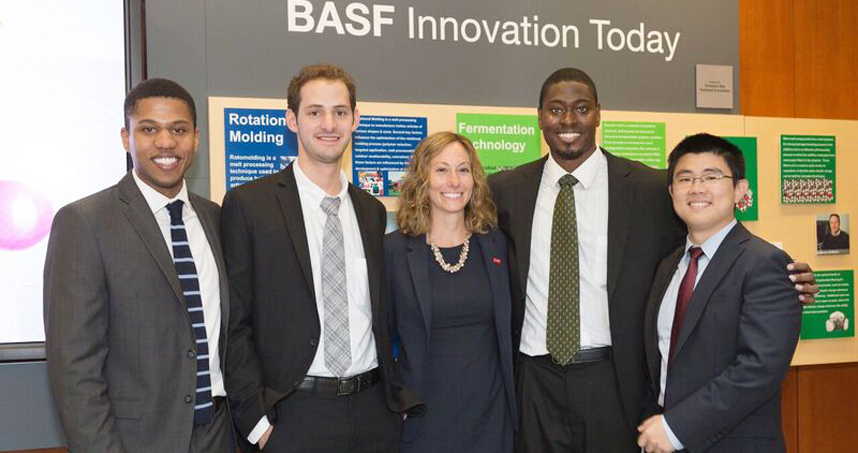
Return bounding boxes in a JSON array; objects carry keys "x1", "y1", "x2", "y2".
[
  {"x1": 131, "y1": 170, "x2": 225, "y2": 398},
  {"x1": 519, "y1": 148, "x2": 612, "y2": 356},
  {"x1": 248, "y1": 160, "x2": 378, "y2": 444},
  {"x1": 656, "y1": 219, "x2": 737, "y2": 450},
  {"x1": 293, "y1": 159, "x2": 378, "y2": 377}
]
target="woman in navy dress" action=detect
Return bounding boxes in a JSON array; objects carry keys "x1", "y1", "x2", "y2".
[{"x1": 385, "y1": 132, "x2": 516, "y2": 453}]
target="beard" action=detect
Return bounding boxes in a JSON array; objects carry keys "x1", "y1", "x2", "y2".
[{"x1": 550, "y1": 141, "x2": 596, "y2": 162}]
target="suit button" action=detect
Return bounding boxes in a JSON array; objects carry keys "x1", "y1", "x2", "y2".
[
  {"x1": 310, "y1": 339, "x2": 318, "y2": 347},
  {"x1": 184, "y1": 395, "x2": 193, "y2": 404},
  {"x1": 188, "y1": 349, "x2": 196, "y2": 358}
]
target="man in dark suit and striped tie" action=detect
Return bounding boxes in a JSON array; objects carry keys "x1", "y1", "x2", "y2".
[{"x1": 44, "y1": 78, "x2": 235, "y2": 453}]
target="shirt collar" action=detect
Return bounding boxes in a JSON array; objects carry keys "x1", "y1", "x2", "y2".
[
  {"x1": 684, "y1": 219, "x2": 738, "y2": 260},
  {"x1": 132, "y1": 169, "x2": 191, "y2": 215},
  {"x1": 292, "y1": 158, "x2": 349, "y2": 207},
  {"x1": 544, "y1": 145, "x2": 606, "y2": 190}
]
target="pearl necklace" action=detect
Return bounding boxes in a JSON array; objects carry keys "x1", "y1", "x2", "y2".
[{"x1": 427, "y1": 233, "x2": 472, "y2": 273}]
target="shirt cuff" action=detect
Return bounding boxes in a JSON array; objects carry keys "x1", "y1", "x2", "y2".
[
  {"x1": 248, "y1": 416, "x2": 271, "y2": 445},
  {"x1": 662, "y1": 415, "x2": 685, "y2": 451}
]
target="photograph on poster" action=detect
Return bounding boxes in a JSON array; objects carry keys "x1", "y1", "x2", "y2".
[
  {"x1": 725, "y1": 137, "x2": 758, "y2": 221},
  {"x1": 387, "y1": 171, "x2": 407, "y2": 196},
  {"x1": 352, "y1": 115, "x2": 427, "y2": 196},
  {"x1": 817, "y1": 212, "x2": 850, "y2": 254}
]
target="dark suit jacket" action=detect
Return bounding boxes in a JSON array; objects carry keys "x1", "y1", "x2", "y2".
[
  {"x1": 221, "y1": 164, "x2": 422, "y2": 440},
  {"x1": 820, "y1": 230, "x2": 849, "y2": 251},
  {"x1": 488, "y1": 151, "x2": 685, "y2": 431},
  {"x1": 384, "y1": 229, "x2": 518, "y2": 440},
  {"x1": 643, "y1": 223, "x2": 801, "y2": 453},
  {"x1": 44, "y1": 172, "x2": 231, "y2": 453}
]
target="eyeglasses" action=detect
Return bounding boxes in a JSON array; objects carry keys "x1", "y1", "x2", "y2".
[{"x1": 673, "y1": 173, "x2": 734, "y2": 188}]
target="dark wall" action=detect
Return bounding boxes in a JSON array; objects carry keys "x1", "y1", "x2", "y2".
[
  {"x1": 144, "y1": 0, "x2": 740, "y2": 198},
  {"x1": 0, "y1": 362, "x2": 65, "y2": 450}
]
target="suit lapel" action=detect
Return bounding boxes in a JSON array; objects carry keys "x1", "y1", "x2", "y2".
[
  {"x1": 645, "y1": 246, "x2": 684, "y2": 394},
  {"x1": 117, "y1": 173, "x2": 187, "y2": 310},
  {"x1": 605, "y1": 151, "x2": 635, "y2": 302},
  {"x1": 276, "y1": 165, "x2": 316, "y2": 302},
  {"x1": 348, "y1": 184, "x2": 383, "y2": 318},
  {"x1": 190, "y1": 193, "x2": 230, "y2": 342},
  {"x1": 477, "y1": 233, "x2": 507, "y2": 342},
  {"x1": 407, "y1": 234, "x2": 433, "y2": 339},
  {"x1": 510, "y1": 156, "x2": 546, "y2": 293},
  {"x1": 671, "y1": 223, "x2": 749, "y2": 362}
]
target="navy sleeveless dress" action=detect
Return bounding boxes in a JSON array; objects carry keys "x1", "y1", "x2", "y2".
[{"x1": 403, "y1": 239, "x2": 513, "y2": 453}]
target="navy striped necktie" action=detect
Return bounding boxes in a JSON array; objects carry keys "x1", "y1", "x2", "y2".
[{"x1": 167, "y1": 200, "x2": 213, "y2": 426}]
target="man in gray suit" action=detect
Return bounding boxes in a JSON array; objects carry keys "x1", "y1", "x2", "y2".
[{"x1": 44, "y1": 78, "x2": 235, "y2": 453}]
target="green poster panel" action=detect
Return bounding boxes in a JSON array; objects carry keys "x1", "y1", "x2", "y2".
[
  {"x1": 780, "y1": 135, "x2": 836, "y2": 204},
  {"x1": 456, "y1": 113, "x2": 541, "y2": 174},
  {"x1": 800, "y1": 270, "x2": 854, "y2": 340},
  {"x1": 724, "y1": 136, "x2": 758, "y2": 221},
  {"x1": 601, "y1": 121, "x2": 667, "y2": 169}
]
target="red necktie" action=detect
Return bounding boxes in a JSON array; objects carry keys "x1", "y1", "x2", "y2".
[{"x1": 668, "y1": 247, "x2": 704, "y2": 364}]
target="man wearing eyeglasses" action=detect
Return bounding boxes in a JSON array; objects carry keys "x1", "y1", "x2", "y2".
[
  {"x1": 489, "y1": 68, "x2": 818, "y2": 453},
  {"x1": 637, "y1": 133, "x2": 801, "y2": 453}
]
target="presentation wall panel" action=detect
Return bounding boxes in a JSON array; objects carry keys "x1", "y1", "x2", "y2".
[{"x1": 211, "y1": 98, "x2": 858, "y2": 366}]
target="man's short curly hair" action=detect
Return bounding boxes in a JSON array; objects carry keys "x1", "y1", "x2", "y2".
[
  {"x1": 287, "y1": 63, "x2": 356, "y2": 114},
  {"x1": 124, "y1": 78, "x2": 196, "y2": 129}
]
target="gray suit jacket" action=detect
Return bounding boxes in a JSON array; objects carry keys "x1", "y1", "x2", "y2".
[{"x1": 44, "y1": 173, "x2": 231, "y2": 453}]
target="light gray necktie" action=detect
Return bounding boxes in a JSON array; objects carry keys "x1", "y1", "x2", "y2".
[{"x1": 320, "y1": 196, "x2": 351, "y2": 376}]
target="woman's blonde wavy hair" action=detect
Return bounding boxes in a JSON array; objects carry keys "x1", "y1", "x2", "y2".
[{"x1": 396, "y1": 132, "x2": 497, "y2": 235}]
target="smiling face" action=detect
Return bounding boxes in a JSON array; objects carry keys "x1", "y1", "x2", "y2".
[
  {"x1": 669, "y1": 151, "x2": 748, "y2": 244},
  {"x1": 121, "y1": 97, "x2": 199, "y2": 198},
  {"x1": 427, "y1": 141, "x2": 474, "y2": 220},
  {"x1": 287, "y1": 79, "x2": 359, "y2": 166},
  {"x1": 539, "y1": 80, "x2": 601, "y2": 172}
]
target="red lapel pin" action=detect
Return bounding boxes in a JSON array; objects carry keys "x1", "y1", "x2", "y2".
[{"x1": 492, "y1": 257, "x2": 502, "y2": 266}]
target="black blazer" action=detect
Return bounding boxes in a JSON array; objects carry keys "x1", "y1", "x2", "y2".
[
  {"x1": 384, "y1": 229, "x2": 518, "y2": 437},
  {"x1": 643, "y1": 223, "x2": 800, "y2": 453},
  {"x1": 488, "y1": 151, "x2": 685, "y2": 430},
  {"x1": 221, "y1": 164, "x2": 422, "y2": 439}
]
